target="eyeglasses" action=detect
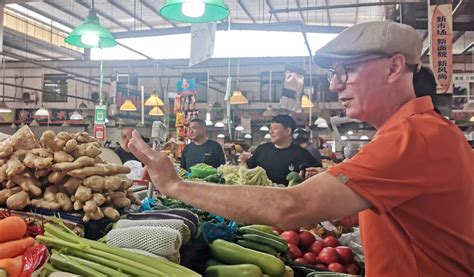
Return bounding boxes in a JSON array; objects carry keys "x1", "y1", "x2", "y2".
[{"x1": 326, "y1": 56, "x2": 390, "y2": 85}]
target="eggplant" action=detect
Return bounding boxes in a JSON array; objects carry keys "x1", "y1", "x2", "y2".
[
  {"x1": 143, "y1": 208, "x2": 200, "y2": 226},
  {"x1": 127, "y1": 212, "x2": 196, "y2": 236}
]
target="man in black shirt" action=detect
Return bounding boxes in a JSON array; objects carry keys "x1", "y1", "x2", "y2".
[
  {"x1": 180, "y1": 118, "x2": 226, "y2": 170},
  {"x1": 115, "y1": 127, "x2": 140, "y2": 164},
  {"x1": 244, "y1": 114, "x2": 320, "y2": 185}
]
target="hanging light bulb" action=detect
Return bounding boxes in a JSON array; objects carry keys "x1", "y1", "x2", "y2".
[
  {"x1": 235, "y1": 125, "x2": 244, "y2": 131},
  {"x1": 314, "y1": 117, "x2": 327, "y2": 125},
  {"x1": 205, "y1": 112, "x2": 213, "y2": 126},
  {"x1": 341, "y1": 135, "x2": 348, "y2": 141},
  {"x1": 181, "y1": 0, "x2": 206, "y2": 17},
  {"x1": 119, "y1": 100, "x2": 137, "y2": 111},
  {"x1": 263, "y1": 105, "x2": 278, "y2": 117},
  {"x1": 317, "y1": 122, "x2": 328, "y2": 128},
  {"x1": 229, "y1": 91, "x2": 248, "y2": 105},
  {"x1": 470, "y1": 116, "x2": 474, "y2": 122},
  {"x1": 244, "y1": 133, "x2": 252, "y2": 139},
  {"x1": 65, "y1": 9, "x2": 117, "y2": 48},
  {"x1": 214, "y1": 121, "x2": 225, "y2": 128},
  {"x1": 347, "y1": 130, "x2": 354, "y2": 135},
  {"x1": 301, "y1": 95, "x2": 313, "y2": 108},
  {"x1": 360, "y1": 135, "x2": 369, "y2": 140},
  {"x1": 149, "y1": 106, "x2": 164, "y2": 116},
  {"x1": 34, "y1": 107, "x2": 49, "y2": 117},
  {"x1": 61, "y1": 121, "x2": 70, "y2": 127},
  {"x1": 217, "y1": 133, "x2": 225, "y2": 138},
  {"x1": 264, "y1": 133, "x2": 271, "y2": 139},
  {"x1": 160, "y1": 0, "x2": 229, "y2": 23},
  {"x1": 259, "y1": 125, "x2": 269, "y2": 132},
  {"x1": 29, "y1": 119, "x2": 39, "y2": 126},
  {"x1": 144, "y1": 93, "x2": 164, "y2": 106},
  {"x1": 9, "y1": 123, "x2": 16, "y2": 129},
  {"x1": 70, "y1": 111, "x2": 84, "y2": 120}
]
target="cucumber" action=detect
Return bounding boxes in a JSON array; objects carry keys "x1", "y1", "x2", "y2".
[
  {"x1": 239, "y1": 227, "x2": 288, "y2": 245},
  {"x1": 236, "y1": 240, "x2": 278, "y2": 256},
  {"x1": 143, "y1": 208, "x2": 200, "y2": 226},
  {"x1": 210, "y1": 239, "x2": 285, "y2": 276},
  {"x1": 240, "y1": 225, "x2": 274, "y2": 234},
  {"x1": 205, "y1": 259, "x2": 225, "y2": 267},
  {"x1": 241, "y1": 234, "x2": 288, "y2": 253},
  {"x1": 204, "y1": 264, "x2": 263, "y2": 277}
]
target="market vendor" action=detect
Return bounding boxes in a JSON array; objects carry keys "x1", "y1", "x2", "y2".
[
  {"x1": 180, "y1": 118, "x2": 225, "y2": 170},
  {"x1": 129, "y1": 21, "x2": 473, "y2": 276},
  {"x1": 241, "y1": 114, "x2": 320, "y2": 185}
]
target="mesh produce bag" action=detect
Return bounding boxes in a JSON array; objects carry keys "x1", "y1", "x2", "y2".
[
  {"x1": 122, "y1": 248, "x2": 181, "y2": 264},
  {"x1": 106, "y1": 226, "x2": 182, "y2": 256},
  {"x1": 115, "y1": 219, "x2": 191, "y2": 244}
]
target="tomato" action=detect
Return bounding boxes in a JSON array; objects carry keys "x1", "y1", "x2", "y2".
[
  {"x1": 328, "y1": 262, "x2": 346, "y2": 273},
  {"x1": 298, "y1": 231, "x2": 316, "y2": 247},
  {"x1": 302, "y1": 252, "x2": 317, "y2": 265},
  {"x1": 323, "y1": 236, "x2": 339, "y2": 248},
  {"x1": 309, "y1": 241, "x2": 326, "y2": 255},
  {"x1": 345, "y1": 263, "x2": 360, "y2": 275},
  {"x1": 293, "y1": 258, "x2": 308, "y2": 265},
  {"x1": 318, "y1": 247, "x2": 340, "y2": 265},
  {"x1": 335, "y1": 246, "x2": 353, "y2": 264},
  {"x1": 314, "y1": 264, "x2": 328, "y2": 271},
  {"x1": 281, "y1": 231, "x2": 300, "y2": 245},
  {"x1": 288, "y1": 243, "x2": 302, "y2": 260}
]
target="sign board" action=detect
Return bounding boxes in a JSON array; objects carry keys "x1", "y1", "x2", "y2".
[
  {"x1": 94, "y1": 105, "x2": 107, "y2": 124},
  {"x1": 94, "y1": 125, "x2": 106, "y2": 143},
  {"x1": 429, "y1": 3, "x2": 453, "y2": 94},
  {"x1": 189, "y1": 23, "x2": 216, "y2": 67}
]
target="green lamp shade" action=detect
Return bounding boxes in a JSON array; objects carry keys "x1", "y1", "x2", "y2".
[
  {"x1": 65, "y1": 9, "x2": 117, "y2": 48},
  {"x1": 160, "y1": 0, "x2": 229, "y2": 23}
]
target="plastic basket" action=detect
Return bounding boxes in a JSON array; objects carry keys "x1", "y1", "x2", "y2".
[{"x1": 190, "y1": 167, "x2": 217, "y2": 178}]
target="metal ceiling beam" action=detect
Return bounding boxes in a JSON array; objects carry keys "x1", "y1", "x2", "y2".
[
  {"x1": 139, "y1": 0, "x2": 176, "y2": 27},
  {"x1": 116, "y1": 42, "x2": 153, "y2": 60},
  {"x1": 75, "y1": 0, "x2": 132, "y2": 31},
  {"x1": 265, "y1": 0, "x2": 280, "y2": 22},
  {"x1": 237, "y1": 0, "x2": 256, "y2": 23},
  {"x1": 43, "y1": 0, "x2": 83, "y2": 21},
  {"x1": 324, "y1": 0, "x2": 331, "y2": 26},
  {"x1": 106, "y1": 0, "x2": 154, "y2": 29},
  {"x1": 18, "y1": 4, "x2": 75, "y2": 30},
  {"x1": 1, "y1": 51, "x2": 106, "y2": 85},
  {"x1": 270, "y1": 1, "x2": 424, "y2": 13},
  {"x1": 0, "y1": 82, "x2": 94, "y2": 102},
  {"x1": 295, "y1": 0, "x2": 305, "y2": 23},
  {"x1": 452, "y1": 31, "x2": 466, "y2": 44},
  {"x1": 113, "y1": 22, "x2": 346, "y2": 39},
  {"x1": 3, "y1": 43, "x2": 59, "y2": 61}
]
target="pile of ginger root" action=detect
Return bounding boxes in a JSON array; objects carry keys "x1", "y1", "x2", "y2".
[{"x1": 0, "y1": 127, "x2": 141, "y2": 222}]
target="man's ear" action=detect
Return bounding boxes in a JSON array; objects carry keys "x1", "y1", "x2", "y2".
[{"x1": 387, "y1": 54, "x2": 406, "y2": 84}]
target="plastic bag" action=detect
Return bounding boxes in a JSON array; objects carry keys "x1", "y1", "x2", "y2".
[{"x1": 21, "y1": 244, "x2": 48, "y2": 277}]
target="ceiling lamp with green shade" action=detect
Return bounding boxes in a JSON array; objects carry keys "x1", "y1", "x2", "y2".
[
  {"x1": 160, "y1": 0, "x2": 229, "y2": 23},
  {"x1": 65, "y1": 9, "x2": 117, "y2": 49}
]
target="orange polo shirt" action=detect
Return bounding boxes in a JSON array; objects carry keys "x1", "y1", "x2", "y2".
[{"x1": 328, "y1": 96, "x2": 474, "y2": 277}]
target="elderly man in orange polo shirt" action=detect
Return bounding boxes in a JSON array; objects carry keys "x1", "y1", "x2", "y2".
[{"x1": 129, "y1": 21, "x2": 473, "y2": 276}]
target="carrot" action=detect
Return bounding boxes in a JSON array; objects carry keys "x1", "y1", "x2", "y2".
[
  {"x1": 0, "y1": 255, "x2": 23, "y2": 277},
  {"x1": 0, "y1": 216, "x2": 27, "y2": 243},
  {"x1": 0, "y1": 237, "x2": 35, "y2": 259}
]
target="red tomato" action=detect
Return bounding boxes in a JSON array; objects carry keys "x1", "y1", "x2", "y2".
[
  {"x1": 323, "y1": 236, "x2": 340, "y2": 248},
  {"x1": 293, "y1": 258, "x2": 308, "y2": 265},
  {"x1": 328, "y1": 262, "x2": 346, "y2": 273},
  {"x1": 302, "y1": 252, "x2": 317, "y2": 265},
  {"x1": 318, "y1": 247, "x2": 340, "y2": 265},
  {"x1": 288, "y1": 243, "x2": 302, "y2": 260},
  {"x1": 309, "y1": 241, "x2": 326, "y2": 255},
  {"x1": 335, "y1": 246, "x2": 354, "y2": 264},
  {"x1": 314, "y1": 264, "x2": 328, "y2": 271},
  {"x1": 298, "y1": 231, "x2": 316, "y2": 247},
  {"x1": 345, "y1": 263, "x2": 360, "y2": 275},
  {"x1": 281, "y1": 231, "x2": 300, "y2": 245}
]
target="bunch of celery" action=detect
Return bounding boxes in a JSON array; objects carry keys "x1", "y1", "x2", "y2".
[{"x1": 36, "y1": 221, "x2": 200, "y2": 276}]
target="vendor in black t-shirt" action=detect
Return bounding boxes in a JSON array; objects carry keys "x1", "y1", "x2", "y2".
[
  {"x1": 180, "y1": 118, "x2": 226, "y2": 171},
  {"x1": 243, "y1": 114, "x2": 320, "y2": 185}
]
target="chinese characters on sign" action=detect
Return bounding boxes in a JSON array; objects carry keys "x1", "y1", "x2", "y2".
[{"x1": 429, "y1": 3, "x2": 453, "y2": 94}]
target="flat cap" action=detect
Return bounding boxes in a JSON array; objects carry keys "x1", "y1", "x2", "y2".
[{"x1": 313, "y1": 21, "x2": 422, "y2": 69}]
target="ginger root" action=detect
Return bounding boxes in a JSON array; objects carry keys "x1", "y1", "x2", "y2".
[
  {"x1": 83, "y1": 199, "x2": 98, "y2": 213},
  {"x1": 53, "y1": 151, "x2": 74, "y2": 163},
  {"x1": 104, "y1": 176, "x2": 121, "y2": 191},
  {"x1": 40, "y1": 130, "x2": 65, "y2": 152},
  {"x1": 92, "y1": 193, "x2": 106, "y2": 206},
  {"x1": 0, "y1": 141, "x2": 13, "y2": 158},
  {"x1": 23, "y1": 152, "x2": 53, "y2": 170},
  {"x1": 6, "y1": 191, "x2": 30, "y2": 210},
  {"x1": 0, "y1": 164, "x2": 7, "y2": 182},
  {"x1": 56, "y1": 131, "x2": 71, "y2": 142},
  {"x1": 74, "y1": 185, "x2": 92, "y2": 202},
  {"x1": 56, "y1": 192, "x2": 73, "y2": 211},
  {"x1": 12, "y1": 174, "x2": 42, "y2": 197},
  {"x1": 31, "y1": 199, "x2": 61, "y2": 210},
  {"x1": 109, "y1": 191, "x2": 131, "y2": 209},
  {"x1": 6, "y1": 150, "x2": 27, "y2": 177},
  {"x1": 83, "y1": 208, "x2": 104, "y2": 222},
  {"x1": 68, "y1": 164, "x2": 131, "y2": 178},
  {"x1": 43, "y1": 184, "x2": 59, "y2": 201},
  {"x1": 83, "y1": 175, "x2": 105, "y2": 193},
  {"x1": 63, "y1": 177, "x2": 81, "y2": 195},
  {"x1": 48, "y1": 171, "x2": 67, "y2": 184},
  {"x1": 101, "y1": 206, "x2": 120, "y2": 221},
  {"x1": 34, "y1": 168, "x2": 50, "y2": 179},
  {"x1": 0, "y1": 187, "x2": 22, "y2": 204},
  {"x1": 126, "y1": 189, "x2": 141, "y2": 206},
  {"x1": 72, "y1": 142, "x2": 101, "y2": 159},
  {"x1": 51, "y1": 156, "x2": 95, "y2": 171},
  {"x1": 64, "y1": 139, "x2": 78, "y2": 154},
  {"x1": 73, "y1": 199, "x2": 83, "y2": 211}
]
